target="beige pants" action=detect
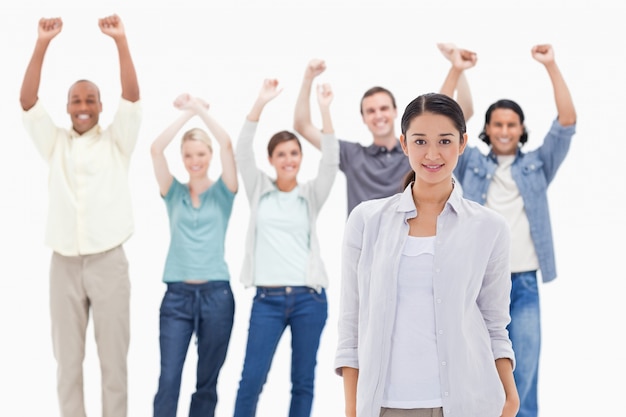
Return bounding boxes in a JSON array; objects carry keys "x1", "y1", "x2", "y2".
[
  {"x1": 50, "y1": 245, "x2": 130, "y2": 417},
  {"x1": 380, "y1": 408, "x2": 444, "y2": 417}
]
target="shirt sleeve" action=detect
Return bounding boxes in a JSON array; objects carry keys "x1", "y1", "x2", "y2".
[
  {"x1": 235, "y1": 119, "x2": 263, "y2": 203},
  {"x1": 477, "y1": 216, "x2": 516, "y2": 369},
  {"x1": 335, "y1": 204, "x2": 365, "y2": 375},
  {"x1": 536, "y1": 118, "x2": 576, "y2": 184},
  {"x1": 309, "y1": 133, "x2": 340, "y2": 210},
  {"x1": 22, "y1": 100, "x2": 60, "y2": 161},
  {"x1": 108, "y1": 98, "x2": 142, "y2": 156}
]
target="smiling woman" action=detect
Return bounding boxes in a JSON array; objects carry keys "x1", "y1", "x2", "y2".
[
  {"x1": 232, "y1": 78, "x2": 339, "y2": 417},
  {"x1": 336, "y1": 93, "x2": 519, "y2": 417},
  {"x1": 440, "y1": 43, "x2": 577, "y2": 417},
  {"x1": 149, "y1": 93, "x2": 238, "y2": 417}
]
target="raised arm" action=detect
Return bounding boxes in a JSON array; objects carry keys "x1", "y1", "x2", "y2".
[
  {"x1": 531, "y1": 44, "x2": 576, "y2": 126},
  {"x1": 438, "y1": 43, "x2": 477, "y2": 122},
  {"x1": 20, "y1": 17, "x2": 63, "y2": 111},
  {"x1": 99, "y1": 14, "x2": 140, "y2": 102},
  {"x1": 150, "y1": 98, "x2": 195, "y2": 196},
  {"x1": 293, "y1": 59, "x2": 327, "y2": 149},
  {"x1": 176, "y1": 94, "x2": 238, "y2": 193},
  {"x1": 247, "y1": 78, "x2": 282, "y2": 122},
  {"x1": 317, "y1": 83, "x2": 334, "y2": 134}
]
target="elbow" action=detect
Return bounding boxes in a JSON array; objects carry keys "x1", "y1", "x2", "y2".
[
  {"x1": 464, "y1": 108, "x2": 474, "y2": 123},
  {"x1": 20, "y1": 96, "x2": 36, "y2": 111},
  {"x1": 149, "y1": 142, "x2": 164, "y2": 157},
  {"x1": 293, "y1": 119, "x2": 305, "y2": 134},
  {"x1": 558, "y1": 113, "x2": 577, "y2": 127}
]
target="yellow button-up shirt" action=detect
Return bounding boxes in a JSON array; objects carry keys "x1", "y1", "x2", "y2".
[{"x1": 23, "y1": 98, "x2": 142, "y2": 256}]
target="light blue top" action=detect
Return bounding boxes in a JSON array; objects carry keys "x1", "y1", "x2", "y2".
[
  {"x1": 162, "y1": 177, "x2": 235, "y2": 282},
  {"x1": 235, "y1": 120, "x2": 339, "y2": 292},
  {"x1": 255, "y1": 187, "x2": 310, "y2": 286},
  {"x1": 336, "y1": 184, "x2": 514, "y2": 417},
  {"x1": 454, "y1": 118, "x2": 576, "y2": 282}
]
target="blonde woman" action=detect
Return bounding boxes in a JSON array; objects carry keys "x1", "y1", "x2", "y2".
[{"x1": 150, "y1": 93, "x2": 237, "y2": 417}]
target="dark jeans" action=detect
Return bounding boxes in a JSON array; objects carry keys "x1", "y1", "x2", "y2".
[{"x1": 153, "y1": 281, "x2": 235, "y2": 417}]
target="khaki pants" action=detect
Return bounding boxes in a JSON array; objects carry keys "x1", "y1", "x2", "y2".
[
  {"x1": 50, "y1": 245, "x2": 130, "y2": 417},
  {"x1": 380, "y1": 408, "x2": 444, "y2": 417}
]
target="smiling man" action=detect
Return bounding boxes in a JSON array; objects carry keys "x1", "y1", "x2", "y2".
[
  {"x1": 294, "y1": 56, "x2": 472, "y2": 216},
  {"x1": 441, "y1": 44, "x2": 577, "y2": 417},
  {"x1": 19, "y1": 14, "x2": 141, "y2": 417}
]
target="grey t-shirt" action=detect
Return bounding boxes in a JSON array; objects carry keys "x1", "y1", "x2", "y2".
[{"x1": 339, "y1": 139, "x2": 411, "y2": 215}]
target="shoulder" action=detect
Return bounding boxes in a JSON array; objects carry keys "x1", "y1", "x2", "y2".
[
  {"x1": 339, "y1": 139, "x2": 365, "y2": 152},
  {"x1": 212, "y1": 177, "x2": 236, "y2": 197},
  {"x1": 459, "y1": 197, "x2": 509, "y2": 234},
  {"x1": 347, "y1": 194, "x2": 401, "y2": 224},
  {"x1": 117, "y1": 97, "x2": 142, "y2": 113}
]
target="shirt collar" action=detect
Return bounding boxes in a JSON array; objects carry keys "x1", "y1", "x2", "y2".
[
  {"x1": 69, "y1": 124, "x2": 101, "y2": 139},
  {"x1": 487, "y1": 147, "x2": 522, "y2": 162},
  {"x1": 397, "y1": 180, "x2": 463, "y2": 217},
  {"x1": 364, "y1": 140, "x2": 404, "y2": 156}
]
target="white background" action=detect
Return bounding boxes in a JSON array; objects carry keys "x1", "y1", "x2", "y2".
[{"x1": 2, "y1": 1, "x2": 625, "y2": 416}]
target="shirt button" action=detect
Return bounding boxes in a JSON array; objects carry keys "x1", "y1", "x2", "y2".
[
  {"x1": 441, "y1": 361, "x2": 447, "y2": 366},
  {"x1": 438, "y1": 329, "x2": 444, "y2": 335},
  {"x1": 444, "y1": 392, "x2": 449, "y2": 397},
  {"x1": 436, "y1": 298, "x2": 442, "y2": 304}
]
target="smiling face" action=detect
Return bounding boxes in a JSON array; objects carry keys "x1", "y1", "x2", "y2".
[
  {"x1": 361, "y1": 91, "x2": 398, "y2": 140},
  {"x1": 268, "y1": 139, "x2": 302, "y2": 183},
  {"x1": 401, "y1": 112, "x2": 467, "y2": 186},
  {"x1": 484, "y1": 108, "x2": 524, "y2": 156},
  {"x1": 182, "y1": 139, "x2": 212, "y2": 179},
  {"x1": 66, "y1": 81, "x2": 102, "y2": 134}
]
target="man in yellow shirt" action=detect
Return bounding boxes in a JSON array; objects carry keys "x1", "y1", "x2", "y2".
[{"x1": 20, "y1": 14, "x2": 141, "y2": 417}]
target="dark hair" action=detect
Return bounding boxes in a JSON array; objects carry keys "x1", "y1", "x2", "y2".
[
  {"x1": 267, "y1": 130, "x2": 302, "y2": 157},
  {"x1": 401, "y1": 93, "x2": 466, "y2": 188},
  {"x1": 67, "y1": 79, "x2": 101, "y2": 102},
  {"x1": 478, "y1": 99, "x2": 528, "y2": 146},
  {"x1": 360, "y1": 86, "x2": 397, "y2": 115}
]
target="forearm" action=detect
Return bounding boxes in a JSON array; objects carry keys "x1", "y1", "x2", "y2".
[
  {"x1": 544, "y1": 61, "x2": 576, "y2": 126},
  {"x1": 20, "y1": 39, "x2": 50, "y2": 110},
  {"x1": 115, "y1": 35, "x2": 140, "y2": 102},
  {"x1": 342, "y1": 367, "x2": 359, "y2": 417},
  {"x1": 197, "y1": 110, "x2": 231, "y2": 149},
  {"x1": 455, "y1": 73, "x2": 474, "y2": 122},
  {"x1": 247, "y1": 99, "x2": 267, "y2": 122},
  {"x1": 319, "y1": 106, "x2": 334, "y2": 134},
  {"x1": 439, "y1": 66, "x2": 463, "y2": 98},
  {"x1": 496, "y1": 358, "x2": 519, "y2": 417},
  {"x1": 150, "y1": 111, "x2": 193, "y2": 155},
  {"x1": 294, "y1": 72, "x2": 315, "y2": 131}
]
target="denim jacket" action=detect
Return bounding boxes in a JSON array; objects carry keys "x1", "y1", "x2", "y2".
[{"x1": 454, "y1": 118, "x2": 576, "y2": 283}]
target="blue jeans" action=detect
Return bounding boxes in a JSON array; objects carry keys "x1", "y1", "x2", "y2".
[
  {"x1": 153, "y1": 281, "x2": 235, "y2": 417},
  {"x1": 233, "y1": 286, "x2": 328, "y2": 417},
  {"x1": 507, "y1": 271, "x2": 541, "y2": 417}
]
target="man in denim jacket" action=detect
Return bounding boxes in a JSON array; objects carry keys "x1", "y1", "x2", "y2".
[{"x1": 440, "y1": 44, "x2": 576, "y2": 417}]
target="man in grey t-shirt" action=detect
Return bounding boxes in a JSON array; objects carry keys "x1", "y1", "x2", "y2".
[{"x1": 294, "y1": 52, "x2": 472, "y2": 215}]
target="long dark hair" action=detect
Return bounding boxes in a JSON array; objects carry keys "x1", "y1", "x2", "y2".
[{"x1": 401, "y1": 93, "x2": 466, "y2": 188}]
